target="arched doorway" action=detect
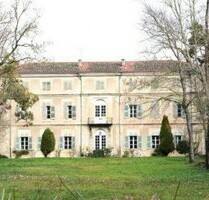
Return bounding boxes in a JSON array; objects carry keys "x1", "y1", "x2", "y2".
[{"x1": 95, "y1": 130, "x2": 106, "y2": 150}]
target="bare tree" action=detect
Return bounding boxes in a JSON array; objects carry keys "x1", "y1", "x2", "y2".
[
  {"x1": 140, "y1": 0, "x2": 209, "y2": 167},
  {"x1": 0, "y1": 0, "x2": 41, "y2": 125}
]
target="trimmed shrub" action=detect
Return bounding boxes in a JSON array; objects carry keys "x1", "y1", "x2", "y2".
[
  {"x1": 157, "y1": 115, "x2": 175, "y2": 156},
  {"x1": 92, "y1": 149, "x2": 105, "y2": 157},
  {"x1": 176, "y1": 140, "x2": 190, "y2": 154},
  {"x1": 0, "y1": 155, "x2": 8, "y2": 159},
  {"x1": 13, "y1": 150, "x2": 29, "y2": 158},
  {"x1": 41, "y1": 128, "x2": 55, "y2": 157}
]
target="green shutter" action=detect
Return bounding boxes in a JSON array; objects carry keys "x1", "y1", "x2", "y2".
[
  {"x1": 173, "y1": 102, "x2": 178, "y2": 118},
  {"x1": 51, "y1": 106, "x2": 55, "y2": 119},
  {"x1": 37, "y1": 137, "x2": 41, "y2": 150},
  {"x1": 59, "y1": 137, "x2": 64, "y2": 150},
  {"x1": 124, "y1": 105, "x2": 129, "y2": 118},
  {"x1": 124, "y1": 136, "x2": 129, "y2": 148},
  {"x1": 147, "y1": 136, "x2": 151, "y2": 149},
  {"x1": 29, "y1": 137, "x2": 32, "y2": 150},
  {"x1": 72, "y1": 137, "x2": 75, "y2": 149},
  {"x1": 137, "y1": 136, "x2": 142, "y2": 149},
  {"x1": 16, "y1": 137, "x2": 20, "y2": 150},
  {"x1": 64, "y1": 102, "x2": 68, "y2": 119},
  {"x1": 72, "y1": 106, "x2": 76, "y2": 120},
  {"x1": 137, "y1": 105, "x2": 142, "y2": 118},
  {"x1": 42, "y1": 103, "x2": 47, "y2": 119}
]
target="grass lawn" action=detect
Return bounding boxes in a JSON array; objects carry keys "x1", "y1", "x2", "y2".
[{"x1": 0, "y1": 157, "x2": 209, "y2": 200}]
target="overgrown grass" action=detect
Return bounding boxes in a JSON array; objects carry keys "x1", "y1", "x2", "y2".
[{"x1": 0, "y1": 157, "x2": 208, "y2": 199}]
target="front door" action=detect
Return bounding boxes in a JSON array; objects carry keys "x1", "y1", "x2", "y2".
[{"x1": 95, "y1": 130, "x2": 106, "y2": 150}]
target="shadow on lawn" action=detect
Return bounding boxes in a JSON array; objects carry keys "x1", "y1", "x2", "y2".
[{"x1": 0, "y1": 178, "x2": 181, "y2": 200}]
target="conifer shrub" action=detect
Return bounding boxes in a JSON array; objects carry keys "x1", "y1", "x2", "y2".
[
  {"x1": 41, "y1": 128, "x2": 55, "y2": 157},
  {"x1": 176, "y1": 140, "x2": 190, "y2": 154},
  {"x1": 157, "y1": 115, "x2": 175, "y2": 156}
]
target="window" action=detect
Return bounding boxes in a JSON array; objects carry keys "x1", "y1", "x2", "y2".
[
  {"x1": 175, "y1": 103, "x2": 185, "y2": 118},
  {"x1": 59, "y1": 136, "x2": 75, "y2": 149},
  {"x1": 64, "y1": 81, "x2": 72, "y2": 90},
  {"x1": 64, "y1": 136, "x2": 72, "y2": 149},
  {"x1": 130, "y1": 105, "x2": 137, "y2": 118},
  {"x1": 152, "y1": 135, "x2": 160, "y2": 148},
  {"x1": 46, "y1": 106, "x2": 55, "y2": 119},
  {"x1": 42, "y1": 81, "x2": 51, "y2": 91},
  {"x1": 174, "y1": 135, "x2": 182, "y2": 146},
  {"x1": 21, "y1": 137, "x2": 29, "y2": 150},
  {"x1": 64, "y1": 103, "x2": 76, "y2": 119},
  {"x1": 96, "y1": 80, "x2": 104, "y2": 90},
  {"x1": 124, "y1": 104, "x2": 142, "y2": 118},
  {"x1": 129, "y1": 136, "x2": 137, "y2": 149},
  {"x1": 95, "y1": 100, "x2": 106, "y2": 118},
  {"x1": 42, "y1": 103, "x2": 55, "y2": 120},
  {"x1": 95, "y1": 130, "x2": 106, "y2": 150},
  {"x1": 16, "y1": 136, "x2": 32, "y2": 150}
]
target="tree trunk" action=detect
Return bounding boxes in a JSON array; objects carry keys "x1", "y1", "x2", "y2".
[
  {"x1": 205, "y1": 0, "x2": 209, "y2": 169},
  {"x1": 185, "y1": 107, "x2": 195, "y2": 162}
]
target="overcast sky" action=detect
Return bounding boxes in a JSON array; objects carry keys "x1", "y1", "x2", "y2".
[{"x1": 32, "y1": 0, "x2": 154, "y2": 62}]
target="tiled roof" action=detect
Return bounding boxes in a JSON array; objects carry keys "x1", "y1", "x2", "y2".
[{"x1": 19, "y1": 60, "x2": 179, "y2": 75}]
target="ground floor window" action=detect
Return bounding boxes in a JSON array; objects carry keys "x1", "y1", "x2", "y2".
[
  {"x1": 21, "y1": 137, "x2": 29, "y2": 150},
  {"x1": 152, "y1": 135, "x2": 160, "y2": 148},
  {"x1": 129, "y1": 136, "x2": 137, "y2": 149},
  {"x1": 64, "y1": 136, "x2": 72, "y2": 149},
  {"x1": 174, "y1": 135, "x2": 182, "y2": 146},
  {"x1": 95, "y1": 131, "x2": 106, "y2": 150}
]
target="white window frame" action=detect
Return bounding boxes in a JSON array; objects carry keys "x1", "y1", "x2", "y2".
[
  {"x1": 152, "y1": 135, "x2": 160, "y2": 149},
  {"x1": 129, "y1": 135, "x2": 138, "y2": 149},
  {"x1": 94, "y1": 130, "x2": 106, "y2": 150},
  {"x1": 96, "y1": 80, "x2": 105, "y2": 90},
  {"x1": 63, "y1": 80, "x2": 72, "y2": 91},
  {"x1": 95, "y1": 100, "x2": 106, "y2": 118},
  {"x1": 42, "y1": 81, "x2": 51, "y2": 91},
  {"x1": 42, "y1": 101, "x2": 55, "y2": 120}
]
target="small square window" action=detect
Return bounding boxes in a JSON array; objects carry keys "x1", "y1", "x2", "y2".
[
  {"x1": 42, "y1": 82, "x2": 51, "y2": 91},
  {"x1": 64, "y1": 81, "x2": 72, "y2": 90},
  {"x1": 96, "y1": 80, "x2": 104, "y2": 90}
]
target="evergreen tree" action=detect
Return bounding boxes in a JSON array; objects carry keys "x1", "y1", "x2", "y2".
[
  {"x1": 158, "y1": 115, "x2": 175, "y2": 156},
  {"x1": 41, "y1": 128, "x2": 55, "y2": 158}
]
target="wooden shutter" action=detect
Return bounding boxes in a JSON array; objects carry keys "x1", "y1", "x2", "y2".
[
  {"x1": 124, "y1": 136, "x2": 129, "y2": 148},
  {"x1": 29, "y1": 137, "x2": 32, "y2": 150},
  {"x1": 173, "y1": 103, "x2": 178, "y2": 118},
  {"x1": 16, "y1": 137, "x2": 20, "y2": 150},
  {"x1": 72, "y1": 137, "x2": 75, "y2": 149},
  {"x1": 137, "y1": 105, "x2": 142, "y2": 118},
  {"x1": 59, "y1": 137, "x2": 64, "y2": 149},
  {"x1": 37, "y1": 137, "x2": 42, "y2": 150},
  {"x1": 147, "y1": 136, "x2": 151, "y2": 149},
  {"x1": 124, "y1": 105, "x2": 129, "y2": 118},
  {"x1": 72, "y1": 106, "x2": 76, "y2": 120},
  {"x1": 51, "y1": 106, "x2": 55, "y2": 119},
  {"x1": 137, "y1": 136, "x2": 142, "y2": 149},
  {"x1": 42, "y1": 103, "x2": 47, "y2": 119},
  {"x1": 64, "y1": 102, "x2": 68, "y2": 119}
]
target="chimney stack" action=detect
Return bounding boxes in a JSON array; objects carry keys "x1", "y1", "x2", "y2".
[
  {"x1": 121, "y1": 58, "x2": 126, "y2": 67},
  {"x1": 78, "y1": 59, "x2": 82, "y2": 67}
]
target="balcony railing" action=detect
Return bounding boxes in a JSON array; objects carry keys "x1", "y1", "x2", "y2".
[{"x1": 88, "y1": 117, "x2": 113, "y2": 126}]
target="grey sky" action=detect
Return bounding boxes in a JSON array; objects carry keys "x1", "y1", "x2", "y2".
[{"x1": 33, "y1": 0, "x2": 152, "y2": 61}]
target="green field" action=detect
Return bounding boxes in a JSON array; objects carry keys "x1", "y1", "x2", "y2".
[{"x1": 0, "y1": 157, "x2": 209, "y2": 200}]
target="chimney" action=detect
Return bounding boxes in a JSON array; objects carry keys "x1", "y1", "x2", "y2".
[
  {"x1": 121, "y1": 58, "x2": 126, "y2": 67},
  {"x1": 78, "y1": 59, "x2": 82, "y2": 67}
]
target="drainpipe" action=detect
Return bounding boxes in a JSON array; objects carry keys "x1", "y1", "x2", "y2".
[{"x1": 9, "y1": 100, "x2": 12, "y2": 158}]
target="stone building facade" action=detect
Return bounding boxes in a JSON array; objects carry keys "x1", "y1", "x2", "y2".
[{"x1": 0, "y1": 60, "x2": 204, "y2": 157}]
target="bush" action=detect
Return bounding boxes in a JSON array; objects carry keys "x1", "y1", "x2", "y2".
[
  {"x1": 13, "y1": 150, "x2": 29, "y2": 158},
  {"x1": 176, "y1": 140, "x2": 190, "y2": 154},
  {"x1": 92, "y1": 149, "x2": 105, "y2": 157},
  {"x1": 41, "y1": 128, "x2": 55, "y2": 157},
  {"x1": 0, "y1": 155, "x2": 8, "y2": 159},
  {"x1": 157, "y1": 115, "x2": 175, "y2": 156}
]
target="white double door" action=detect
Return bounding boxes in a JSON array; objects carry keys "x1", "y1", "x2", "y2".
[{"x1": 95, "y1": 130, "x2": 106, "y2": 150}]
